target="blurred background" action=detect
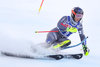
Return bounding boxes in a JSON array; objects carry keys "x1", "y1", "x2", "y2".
[{"x1": 0, "y1": 0, "x2": 100, "y2": 67}]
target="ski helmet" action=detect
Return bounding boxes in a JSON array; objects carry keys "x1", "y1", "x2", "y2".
[{"x1": 71, "y1": 7, "x2": 84, "y2": 21}]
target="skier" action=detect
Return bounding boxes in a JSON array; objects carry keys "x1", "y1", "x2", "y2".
[{"x1": 46, "y1": 7, "x2": 90, "y2": 56}]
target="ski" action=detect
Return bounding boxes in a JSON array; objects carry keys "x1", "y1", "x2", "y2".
[
  {"x1": 1, "y1": 51, "x2": 83, "y2": 60},
  {"x1": 1, "y1": 51, "x2": 63, "y2": 60},
  {"x1": 48, "y1": 53, "x2": 83, "y2": 60},
  {"x1": 63, "y1": 53, "x2": 83, "y2": 59}
]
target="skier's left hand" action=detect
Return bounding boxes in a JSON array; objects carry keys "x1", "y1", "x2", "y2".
[
  {"x1": 82, "y1": 45, "x2": 90, "y2": 56},
  {"x1": 66, "y1": 27, "x2": 77, "y2": 33}
]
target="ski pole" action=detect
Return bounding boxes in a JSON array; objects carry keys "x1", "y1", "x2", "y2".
[
  {"x1": 35, "y1": 23, "x2": 71, "y2": 33},
  {"x1": 35, "y1": 31, "x2": 59, "y2": 33},
  {"x1": 62, "y1": 36, "x2": 88, "y2": 49}
]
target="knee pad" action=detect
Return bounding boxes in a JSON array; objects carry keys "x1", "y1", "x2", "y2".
[
  {"x1": 61, "y1": 40, "x2": 71, "y2": 48},
  {"x1": 53, "y1": 40, "x2": 71, "y2": 49}
]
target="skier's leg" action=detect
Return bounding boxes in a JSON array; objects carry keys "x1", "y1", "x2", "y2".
[{"x1": 46, "y1": 28, "x2": 58, "y2": 48}]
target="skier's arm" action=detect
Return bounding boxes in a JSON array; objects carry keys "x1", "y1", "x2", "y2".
[
  {"x1": 57, "y1": 16, "x2": 68, "y2": 31},
  {"x1": 78, "y1": 26, "x2": 86, "y2": 45},
  {"x1": 78, "y1": 25, "x2": 90, "y2": 56}
]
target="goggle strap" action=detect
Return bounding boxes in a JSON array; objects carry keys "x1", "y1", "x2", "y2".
[{"x1": 72, "y1": 10, "x2": 76, "y2": 15}]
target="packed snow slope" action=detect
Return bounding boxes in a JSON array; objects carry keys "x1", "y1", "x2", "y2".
[{"x1": 0, "y1": 0, "x2": 100, "y2": 67}]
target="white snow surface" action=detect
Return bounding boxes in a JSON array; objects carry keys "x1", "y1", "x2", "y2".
[{"x1": 0, "y1": 0, "x2": 100, "y2": 67}]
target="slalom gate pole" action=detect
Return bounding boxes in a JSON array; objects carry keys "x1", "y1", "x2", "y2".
[{"x1": 39, "y1": 0, "x2": 44, "y2": 13}]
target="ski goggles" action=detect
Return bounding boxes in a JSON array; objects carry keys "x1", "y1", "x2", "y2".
[
  {"x1": 72, "y1": 10, "x2": 83, "y2": 18},
  {"x1": 75, "y1": 14, "x2": 83, "y2": 18}
]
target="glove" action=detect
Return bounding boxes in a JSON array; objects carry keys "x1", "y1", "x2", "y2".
[
  {"x1": 66, "y1": 27, "x2": 77, "y2": 33},
  {"x1": 82, "y1": 45, "x2": 90, "y2": 56}
]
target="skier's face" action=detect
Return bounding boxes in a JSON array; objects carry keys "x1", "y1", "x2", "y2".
[
  {"x1": 74, "y1": 14, "x2": 83, "y2": 22},
  {"x1": 74, "y1": 17, "x2": 81, "y2": 22}
]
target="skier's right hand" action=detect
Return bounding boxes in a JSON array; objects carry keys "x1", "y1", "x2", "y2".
[{"x1": 82, "y1": 45, "x2": 90, "y2": 56}]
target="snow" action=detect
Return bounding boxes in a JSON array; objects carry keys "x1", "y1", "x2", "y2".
[{"x1": 0, "y1": 0, "x2": 100, "y2": 67}]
